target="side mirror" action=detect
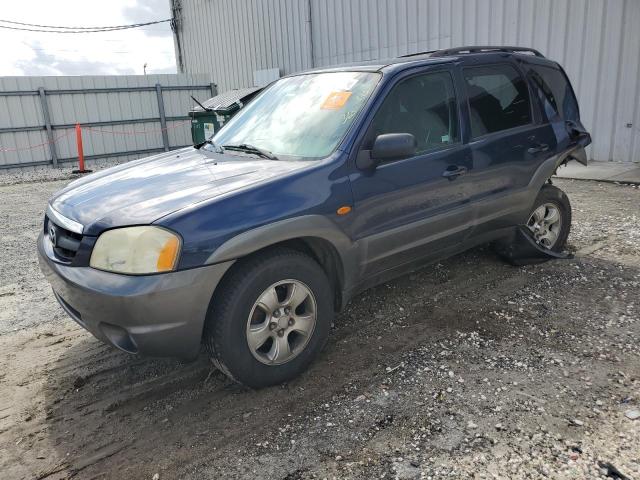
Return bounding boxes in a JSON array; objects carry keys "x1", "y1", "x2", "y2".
[
  {"x1": 372, "y1": 133, "x2": 417, "y2": 161},
  {"x1": 356, "y1": 133, "x2": 417, "y2": 170}
]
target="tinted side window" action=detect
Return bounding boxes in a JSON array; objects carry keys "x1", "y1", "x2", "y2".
[
  {"x1": 528, "y1": 65, "x2": 579, "y2": 122},
  {"x1": 368, "y1": 71, "x2": 460, "y2": 155},
  {"x1": 464, "y1": 65, "x2": 532, "y2": 138}
]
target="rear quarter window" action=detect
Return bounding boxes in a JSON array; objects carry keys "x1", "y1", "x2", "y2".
[{"x1": 528, "y1": 64, "x2": 580, "y2": 122}]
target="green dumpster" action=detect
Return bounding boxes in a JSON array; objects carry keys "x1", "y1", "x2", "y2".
[{"x1": 189, "y1": 86, "x2": 263, "y2": 144}]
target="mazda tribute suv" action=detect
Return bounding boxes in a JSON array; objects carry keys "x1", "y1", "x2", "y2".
[{"x1": 38, "y1": 46, "x2": 591, "y2": 387}]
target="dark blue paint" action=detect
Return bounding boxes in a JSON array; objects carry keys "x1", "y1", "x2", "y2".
[{"x1": 49, "y1": 52, "x2": 589, "y2": 279}]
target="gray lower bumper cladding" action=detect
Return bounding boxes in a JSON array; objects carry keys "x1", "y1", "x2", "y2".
[{"x1": 38, "y1": 233, "x2": 233, "y2": 360}]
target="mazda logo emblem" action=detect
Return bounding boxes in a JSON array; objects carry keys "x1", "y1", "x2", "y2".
[{"x1": 48, "y1": 225, "x2": 57, "y2": 247}]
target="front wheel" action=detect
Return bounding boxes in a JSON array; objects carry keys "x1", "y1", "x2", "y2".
[
  {"x1": 526, "y1": 184, "x2": 572, "y2": 252},
  {"x1": 203, "y1": 248, "x2": 334, "y2": 388}
]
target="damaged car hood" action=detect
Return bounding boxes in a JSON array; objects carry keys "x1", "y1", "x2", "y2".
[{"x1": 49, "y1": 147, "x2": 309, "y2": 234}]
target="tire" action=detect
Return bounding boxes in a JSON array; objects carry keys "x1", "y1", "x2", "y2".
[
  {"x1": 526, "y1": 184, "x2": 572, "y2": 252},
  {"x1": 203, "y1": 247, "x2": 334, "y2": 388}
]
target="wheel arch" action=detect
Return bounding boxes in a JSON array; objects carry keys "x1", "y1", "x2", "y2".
[
  {"x1": 205, "y1": 215, "x2": 357, "y2": 311},
  {"x1": 518, "y1": 145, "x2": 583, "y2": 223}
]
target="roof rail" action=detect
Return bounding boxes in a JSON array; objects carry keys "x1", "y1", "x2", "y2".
[
  {"x1": 430, "y1": 46, "x2": 545, "y2": 58},
  {"x1": 398, "y1": 50, "x2": 438, "y2": 58}
]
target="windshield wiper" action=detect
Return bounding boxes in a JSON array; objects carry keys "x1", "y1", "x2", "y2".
[{"x1": 222, "y1": 143, "x2": 279, "y2": 160}]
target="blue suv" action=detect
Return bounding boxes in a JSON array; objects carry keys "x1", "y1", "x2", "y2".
[{"x1": 38, "y1": 46, "x2": 591, "y2": 387}]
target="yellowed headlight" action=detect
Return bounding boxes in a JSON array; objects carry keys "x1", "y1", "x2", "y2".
[{"x1": 90, "y1": 226, "x2": 181, "y2": 274}]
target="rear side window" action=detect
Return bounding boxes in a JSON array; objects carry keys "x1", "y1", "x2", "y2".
[
  {"x1": 464, "y1": 64, "x2": 532, "y2": 138},
  {"x1": 367, "y1": 71, "x2": 460, "y2": 155},
  {"x1": 528, "y1": 65, "x2": 579, "y2": 122}
]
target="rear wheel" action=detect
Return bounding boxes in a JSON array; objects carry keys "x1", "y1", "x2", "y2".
[
  {"x1": 203, "y1": 248, "x2": 333, "y2": 388},
  {"x1": 526, "y1": 184, "x2": 571, "y2": 252}
]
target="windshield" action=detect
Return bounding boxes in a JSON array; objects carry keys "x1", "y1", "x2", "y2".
[{"x1": 208, "y1": 71, "x2": 381, "y2": 160}]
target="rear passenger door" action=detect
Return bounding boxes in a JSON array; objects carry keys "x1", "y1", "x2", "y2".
[{"x1": 462, "y1": 62, "x2": 556, "y2": 235}]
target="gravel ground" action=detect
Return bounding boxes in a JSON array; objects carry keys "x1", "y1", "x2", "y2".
[
  {"x1": 0, "y1": 175, "x2": 638, "y2": 480},
  {"x1": 0, "y1": 158, "x2": 131, "y2": 187}
]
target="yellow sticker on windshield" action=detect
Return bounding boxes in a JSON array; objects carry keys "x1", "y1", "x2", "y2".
[{"x1": 321, "y1": 91, "x2": 352, "y2": 110}]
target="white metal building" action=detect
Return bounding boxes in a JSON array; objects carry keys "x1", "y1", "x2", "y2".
[{"x1": 171, "y1": 0, "x2": 640, "y2": 164}]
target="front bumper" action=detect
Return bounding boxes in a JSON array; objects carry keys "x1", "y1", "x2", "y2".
[{"x1": 37, "y1": 232, "x2": 233, "y2": 360}]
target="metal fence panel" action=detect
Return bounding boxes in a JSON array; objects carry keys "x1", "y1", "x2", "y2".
[{"x1": 0, "y1": 73, "x2": 213, "y2": 169}]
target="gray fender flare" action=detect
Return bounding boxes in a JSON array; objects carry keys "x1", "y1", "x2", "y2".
[
  {"x1": 531, "y1": 145, "x2": 588, "y2": 191},
  {"x1": 206, "y1": 215, "x2": 360, "y2": 295},
  {"x1": 526, "y1": 145, "x2": 586, "y2": 206}
]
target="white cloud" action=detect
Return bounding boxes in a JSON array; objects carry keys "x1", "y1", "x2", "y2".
[
  {"x1": 0, "y1": 0, "x2": 176, "y2": 76},
  {"x1": 15, "y1": 45, "x2": 137, "y2": 76},
  {"x1": 122, "y1": 0, "x2": 173, "y2": 38}
]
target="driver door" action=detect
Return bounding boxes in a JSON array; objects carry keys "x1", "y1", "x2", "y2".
[{"x1": 348, "y1": 68, "x2": 474, "y2": 278}]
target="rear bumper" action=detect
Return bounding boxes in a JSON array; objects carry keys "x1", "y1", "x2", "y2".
[{"x1": 37, "y1": 232, "x2": 233, "y2": 360}]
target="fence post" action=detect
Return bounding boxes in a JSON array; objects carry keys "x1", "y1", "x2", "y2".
[
  {"x1": 155, "y1": 83, "x2": 170, "y2": 151},
  {"x1": 38, "y1": 87, "x2": 58, "y2": 167},
  {"x1": 210, "y1": 82, "x2": 218, "y2": 97}
]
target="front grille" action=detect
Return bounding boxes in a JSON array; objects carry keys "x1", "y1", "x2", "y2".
[{"x1": 45, "y1": 216, "x2": 82, "y2": 261}]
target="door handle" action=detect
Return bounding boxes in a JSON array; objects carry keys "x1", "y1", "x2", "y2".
[
  {"x1": 442, "y1": 165, "x2": 468, "y2": 180},
  {"x1": 527, "y1": 143, "x2": 550, "y2": 154}
]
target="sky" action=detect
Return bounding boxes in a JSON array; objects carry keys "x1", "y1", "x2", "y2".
[{"x1": 0, "y1": 0, "x2": 177, "y2": 77}]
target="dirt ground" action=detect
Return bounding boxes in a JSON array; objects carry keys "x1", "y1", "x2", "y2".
[{"x1": 0, "y1": 176, "x2": 638, "y2": 480}]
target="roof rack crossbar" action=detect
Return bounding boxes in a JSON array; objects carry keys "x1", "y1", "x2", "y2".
[{"x1": 430, "y1": 45, "x2": 545, "y2": 58}]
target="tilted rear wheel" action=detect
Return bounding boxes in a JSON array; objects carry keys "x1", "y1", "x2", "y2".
[
  {"x1": 526, "y1": 184, "x2": 572, "y2": 252},
  {"x1": 203, "y1": 248, "x2": 333, "y2": 388}
]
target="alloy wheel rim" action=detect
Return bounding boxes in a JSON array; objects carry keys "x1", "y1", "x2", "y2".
[
  {"x1": 246, "y1": 279, "x2": 317, "y2": 365},
  {"x1": 527, "y1": 202, "x2": 562, "y2": 249}
]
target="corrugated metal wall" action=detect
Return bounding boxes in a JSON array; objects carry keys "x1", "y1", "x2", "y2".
[
  {"x1": 176, "y1": 0, "x2": 640, "y2": 163},
  {"x1": 0, "y1": 74, "x2": 212, "y2": 168},
  {"x1": 176, "y1": 0, "x2": 312, "y2": 93}
]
